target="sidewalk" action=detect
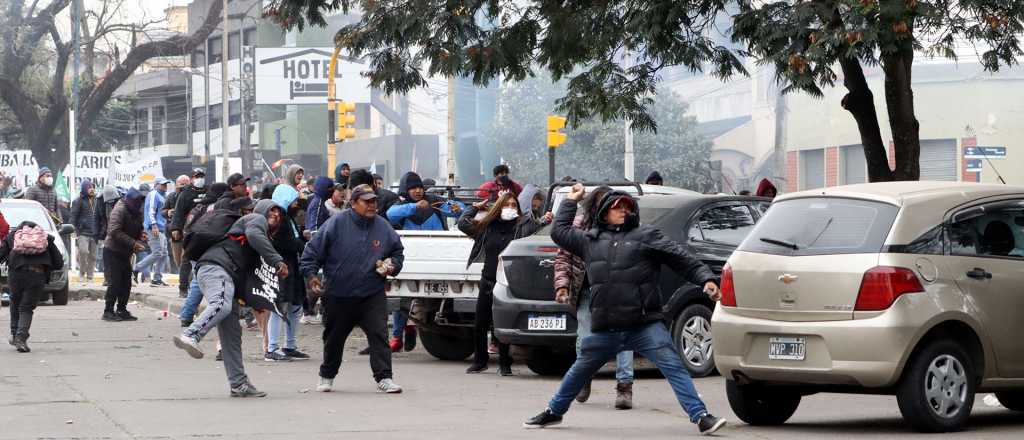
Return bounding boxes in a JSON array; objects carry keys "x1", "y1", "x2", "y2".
[{"x1": 69, "y1": 276, "x2": 190, "y2": 319}]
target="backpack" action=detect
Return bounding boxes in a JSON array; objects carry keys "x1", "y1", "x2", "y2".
[
  {"x1": 183, "y1": 209, "x2": 241, "y2": 261},
  {"x1": 12, "y1": 225, "x2": 48, "y2": 255}
]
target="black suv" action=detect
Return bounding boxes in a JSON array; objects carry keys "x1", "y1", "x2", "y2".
[{"x1": 492, "y1": 183, "x2": 769, "y2": 376}]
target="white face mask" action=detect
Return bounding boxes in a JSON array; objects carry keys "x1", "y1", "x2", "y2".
[
  {"x1": 500, "y1": 207, "x2": 519, "y2": 221},
  {"x1": 193, "y1": 178, "x2": 205, "y2": 188},
  {"x1": 41, "y1": 176, "x2": 53, "y2": 186}
]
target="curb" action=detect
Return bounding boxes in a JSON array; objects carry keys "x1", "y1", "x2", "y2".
[{"x1": 70, "y1": 288, "x2": 188, "y2": 317}]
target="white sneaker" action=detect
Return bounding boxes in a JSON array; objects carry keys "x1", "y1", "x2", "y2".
[
  {"x1": 377, "y1": 378, "x2": 402, "y2": 394},
  {"x1": 300, "y1": 315, "x2": 313, "y2": 325},
  {"x1": 311, "y1": 314, "x2": 323, "y2": 325},
  {"x1": 317, "y1": 377, "x2": 333, "y2": 392},
  {"x1": 173, "y1": 334, "x2": 204, "y2": 359}
]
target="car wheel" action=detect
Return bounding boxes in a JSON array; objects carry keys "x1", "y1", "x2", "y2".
[
  {"x1": 995, "y1": 391, "x2": 1024, "y2": 411},
  {"x1": 897, "y1": 340, "x2": 976, "y2": 432},
  {"x1": 725, "y1": 379, "x2": 801, "y2": 426},
  {"x1": 51, "y1": 284, "x2": 70, "y2": 306},
  {"x1": 525, "y1": 348, "x2": 575, "y2": 376},
  {"x1": 418, "y1": 326, "x2": 474, "y2": 361},
  {"x1": 672, "y1": 303, "x2": 716, "y2": 377}
]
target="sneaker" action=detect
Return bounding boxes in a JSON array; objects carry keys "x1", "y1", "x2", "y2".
[
  {"x1": 697, "y1": 414, "x2": 726, "y2": 436},
  {"x1": 388, "y1": 336, "x2": 403, "y2": 353},
  {"x1": 245, "y1": 321, "x2": 259, "y2": 331},
  {"x1": 215, "y1": 350, "x2": 223, "y2": 362},
  {"x1": 376, "y1": 378, "x2": 402, "y2": 394},
  {"x1": 230, "y1": 382, "x2": 267, "y2": 398},
  {"x1": 132, "y1": 272, "x2": 139, "y2": 285},
  {"x1": 150, "y1": 280, "x2": 169, "y2": 287},
  {"x1": 173, "y1": 334, "x2": 204, "y2": 359},
  {"x1": 310, "y1": 314, "x2": 323, "y2": 325},
  {"x1": 523, "y1": 409, "x2": 562, "y2": 429},
  {"x1": 264, "y1": 350, "x2": 292, "y2": 362},
  {"x1": 102, "y1": 311, "x2": 123, "y2": 322},
  {"x1": 14, "y1": 338, "x2": 30, "y2": 353},
  {"x1": 465, "y1": 363, "x2": 488, "y2": 374},
  {"x1": 358, "y1": 346, "x2": 371, "y2": 356},
  {"x1": 576, "y1": 380, "x2": 592, "y2": 403},
  {"x1": 1, "y1": 292, "x2": 10, "y2": 306},
  {"x1": 116, "y1": 310, "x2": 138, "y2": 321},
  {"x1": 316, "y1": 377, "x2": 334, "y2": 392},
  {"x1": 180, "y1": 319, "x2": 193, "y2": 328},
  {"x1": 488, "y1": 342, "x2": 498, "y2": 355},
  {"x1": 404, "y1": 326, "x2": 417, "y2": 352},
  {"x1": 282, "y1": 348, "x2": 310, "y2": 360},
  {"x1": 499, "y1": 364, "x2": 513, "y2": 377},
  {"x1": 8, "y1": 336, "x2": 14, "y2": 346},
  {"x1": 300, "y1": 315, "x2": 313, "y2": 325}
]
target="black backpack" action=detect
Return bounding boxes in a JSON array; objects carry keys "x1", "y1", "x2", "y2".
[{"x1": 183, "y1": 209, "x2": 242, "y2": 261}]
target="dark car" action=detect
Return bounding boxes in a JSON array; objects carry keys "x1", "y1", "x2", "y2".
[{"x1": 492, "y1": 183, "x2": 769, "y2": 376}]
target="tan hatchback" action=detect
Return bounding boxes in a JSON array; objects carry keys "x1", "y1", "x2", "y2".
[{"x1": 712, "y1": 181, "x2": 1024, "y2": 432}]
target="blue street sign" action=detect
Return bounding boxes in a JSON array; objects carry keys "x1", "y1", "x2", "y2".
[
  {"x1": 964, "y1": 146, "x2": 1006, "y2": 159},
  {"x1": 965, "y1": 159, "x2": 983, "y2": 172}
]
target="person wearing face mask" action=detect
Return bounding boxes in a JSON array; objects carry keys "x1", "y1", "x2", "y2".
[
  {"x1": 458, "y1": 192, "x2": 547, "y2": 375},
  {"x1": 25, "y1": 167, "x2": 61, "y2": 223},
  {"x1": 169, "y1": 168, "x2": 207, "y2": 297},
  {"x1": 475, "y1": 164, "x2": 524, "y2": 201},
  {"x1": 70, "y1": 179, "x2": 99, "y2": 284}
]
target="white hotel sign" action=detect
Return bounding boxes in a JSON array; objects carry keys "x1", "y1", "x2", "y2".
[{"x1": 254, "y1": 47, "x2": 371, "y2": 105}]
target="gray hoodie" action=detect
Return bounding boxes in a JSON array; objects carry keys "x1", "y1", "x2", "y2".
[
  {"x1": 198, "y1": 199, "x2": 284, "y2": 275},
  {"x1": 517, "y1": 184, "x2": 544, "y2": 220}
]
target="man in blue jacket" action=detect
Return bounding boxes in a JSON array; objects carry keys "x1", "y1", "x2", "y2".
[
  {"x1": 134, "y1": 178, "x2": 170, "y2": 287},
  {"x1": 301, "y1": 184, "x2": 405, "y2": 394}
]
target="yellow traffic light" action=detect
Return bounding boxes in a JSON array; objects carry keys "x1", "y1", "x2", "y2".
[
  {"x1": 547, "y1": 115, "x2": 567, "y2": 147},
  {"x1": 336, "y1": 101, "x2": 357, "y2": 141}
]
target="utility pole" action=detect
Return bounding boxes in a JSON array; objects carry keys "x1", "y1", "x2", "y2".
[
  {"x1": 220, "y1": 0, "x2": 230, "y2": 180},
  {"x1": 70, "y1": 0, "x2": 81, "y2": 272},
  {"x1": 446, "y1": 77, "x2": 456, "y2": 186},
  {"x1": 624, "y1": 119, "x2": 634, "y2": 181}
]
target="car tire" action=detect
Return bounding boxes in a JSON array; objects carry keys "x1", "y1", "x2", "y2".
[
  {"x1": 51, "y1": 284, "x2": 69, "y2": 306},
  {"x1": 525, "y1": 348, "x2": 575, "y2": 376},
  {"x1": 672, "y1": 303, "x2": 716, "y2": 378},
  {"x1": 418, "y1": 327, "x2": 474, "y2": 361},
  {"x1": 725, "y1": 380, "x2": 801, "y2": 426},
  {"x1": 897, "y1": 340, "x2": 976, "y2": 433},
  {"x1": 995, "y1": 392, "x2": 1024, "y2": 411}
]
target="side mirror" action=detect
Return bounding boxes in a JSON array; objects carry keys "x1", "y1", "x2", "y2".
[{"x1": 60, "y1": 224, "x2": 76, "y2": 235}]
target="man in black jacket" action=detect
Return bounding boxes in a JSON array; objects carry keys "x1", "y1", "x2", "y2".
[
  {"x1": 70, "y1": 179, "x2": 98, "y2": 283},
  {"x1": 524, "y1": 184, "x2": 726, "y2": 435},
  {"x1": 169, "y1": 168, "x2": 206, "y2": 297}
]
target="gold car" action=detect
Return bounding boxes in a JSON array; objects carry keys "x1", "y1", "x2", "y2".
[{"x1": 712, "y1": 181, "x2": 1024, "y2": 432}]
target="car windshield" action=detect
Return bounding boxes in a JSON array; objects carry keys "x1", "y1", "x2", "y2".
[
  {"x1": 537, "y1": 195, "x2": 678, "y2": 236},
  {"x1": 2, "y1": 205, "x2": 56, "y2": 232},
  {"x1": 738, "y1": 197, "x2": 898, "y2": 256}
]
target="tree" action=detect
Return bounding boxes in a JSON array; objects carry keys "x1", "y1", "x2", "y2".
[
  {"x1": 731, "y1": 0, "x2": 1024, "y2": 181},
  {"x1": 483, "y1": 74, "x2": 715, "y2": 192},
  {"x1": 0, "y1": 0, "x2": 223, "y2": 170},
  {"x1": 264, "y1": 0, "x2": 745, "y2": 133}
]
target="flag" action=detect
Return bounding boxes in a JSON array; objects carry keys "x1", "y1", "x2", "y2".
[
  {"x1": 369, "y1": 161, "x2": 377, "y2": 175},
  {"x1": 55, "y1": 170, "x2": 71, "y2": 202},
  {"x1": 271, "y1": 158, "x2": 291, "y2": 170},
  {"x1": 410, "y1": 143, "x2": 418, "y2": 173}
]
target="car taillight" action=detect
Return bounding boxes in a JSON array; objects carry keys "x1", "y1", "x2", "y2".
[
  {"x1": 534, "y1": 246, "x2": 560, "y2": 253},
  {"x1": 496, "y1": 257, "x2": 509, "y2": 286},
  {"x1": 855, "y1": 266, "x2": 925, "y2": 311},
  {"x1": 720, "y1": 263, "x2": 737, "y2": 307}
]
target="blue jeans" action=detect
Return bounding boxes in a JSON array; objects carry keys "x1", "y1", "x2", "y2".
[
  {"x1": 576, "y1": 288, "x2": 634, "y2": 384},
  {"x1": 391, "y1": 310, "x2": 408, "y2": 338},
  {"x1": 179, "y1": 263, "x2": 203, "y2": 322},
  {"x1": 547, "y1": 322, "x2": 708, "y2": 423},
  {"x1": 134, "y1": 230, "x2": 167, "y2": 282},
  {"x1": 268, "y1": 303, "x2": 302, "y2": 352}
]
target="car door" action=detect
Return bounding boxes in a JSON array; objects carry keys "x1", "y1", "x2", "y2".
[
  {"x1": 686, "y1": 202, "x2": 759, "y2": 274},
  {"x1": 944, "y1": 199, "x2": 1024, "y2": 377}
]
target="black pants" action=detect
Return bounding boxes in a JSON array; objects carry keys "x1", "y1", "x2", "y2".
[
  {"x1": 103, "y1": 248, "x2": 132, "y2": 313},
  {"x1": 179, "y1": 255, "x2": 192, "y2": 296},
  {"x1": 9, "y1": 270, "x2": 46, "y2": 341},
  {"x1": 473, "y1": 280, "x2": 511, "y2": 367},
  {"x1": 319, "y1": 293, "x2": 392, "y2": 382}
]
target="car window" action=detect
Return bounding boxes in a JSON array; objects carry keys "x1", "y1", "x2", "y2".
[
  {"x1": 739, "y1": 197, "x2": 899, "y2": 256},
  {"x1": 949, "y1": 200, "x2": 1024, "y2": 259},
  {"x1": 691, "y1": 205, "x2": 756, "y2": 246},
  {"x1": 1, "y1": 205, "x2": 56, "y2": 232},
  {"x1": 752, "y1": 201, "x2": 771, "y2": 216}
]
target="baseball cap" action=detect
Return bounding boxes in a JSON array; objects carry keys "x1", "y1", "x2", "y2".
[
  {"x1": 349, "y1": 184, "x2": 378, "y2": 202},
  {"x1": 227, "y1": 173, "x2": 250, "y2": 186},
  {"x1": 154, "y1": 177, "x2": 170, "y2": 185}
]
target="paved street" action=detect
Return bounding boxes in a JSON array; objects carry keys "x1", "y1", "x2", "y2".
[{"x1": 1, "y1": 297, "x2": 1022, "y2": 439}]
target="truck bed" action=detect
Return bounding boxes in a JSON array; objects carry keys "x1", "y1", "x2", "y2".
[{"x1": 389, "y1": 230, "x2": 482, "y2": 299}]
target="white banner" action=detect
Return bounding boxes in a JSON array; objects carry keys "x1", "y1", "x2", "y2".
[
  {"x1": 0, "y1": 148, "x2": 165, "y2": 192},
  {"x1": 255, "y1": 47, "x2": 371, "y2": 105}
]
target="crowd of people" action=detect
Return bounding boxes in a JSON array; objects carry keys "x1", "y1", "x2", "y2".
[{"x1": 0, "y1": 161, "x2": 729, "y2": 435}]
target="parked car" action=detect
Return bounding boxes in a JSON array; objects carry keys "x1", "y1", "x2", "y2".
[
  {"x1": 493, "y1": 182, "x2": 770, "y2": 376},
  {"x1": 0, "y1": 199, "x2": 73, "y2": 305},
  {"x1": 713, "y1": 181, "x2": 1024, "y2": 432}
]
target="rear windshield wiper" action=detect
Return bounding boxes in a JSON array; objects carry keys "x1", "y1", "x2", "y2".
[{"x1": 760, "y1": 237, "x2": 799, "y2": 250}]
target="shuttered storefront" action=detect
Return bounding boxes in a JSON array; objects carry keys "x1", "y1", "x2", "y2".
[
  {"x1": 842, "y1": 144, "x2": 867, "y2": 185},
  {"x1": 801, "y1": 149, "x2": 825, "y2": 189},
  {"x1": 920, "y1": 139, "x2": 958, "y2": 181}
]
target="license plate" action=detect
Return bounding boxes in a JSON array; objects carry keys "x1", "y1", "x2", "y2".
[
  {"x1": 528, "y1": 314, "x2": 567, "y2": 331},
  {"x1": 768, "y1": 336, "x2": 806, "y2": 361},
  {"x1": 423, "y1": 282, "x2": 449, "y2": 294}
]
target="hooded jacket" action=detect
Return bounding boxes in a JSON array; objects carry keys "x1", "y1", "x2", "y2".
[
  {"x1": 299, "y1": 208, "x2": 405, "y2": 299},
  {"x1": 0, "y1": 221, "x2": 64, "y2": 276},
  {"x1": 271, "y1": 184, "x2": 307, "y2": 304},
  {"x1": 645, "y1": 171, "x2": 664, "y2": 185},
  {"x1": 387, "y1": 172, "x2": 464, "y2": 231},
  {"x1": 285, "y1": 164, "x2": 305, "y2": 189},
  {"x1": 93, "y1": 185, "x2": 120, "y2": 241},
  {"x1": 71, "y1": 180, "x2": 98, "y2": 237},
  {"x1": 104, "y1": 189, "x2": 146, "y2": 257},
  {"x1": 335, "y1": 163, "x2": 350, "y2": 187},
  {"x1": 184, "y1": 183, "x2": 229, "y2": 234},
  {"x1": 170, "y1": 184, "x2": 207, "y2": 236},
  {"x1": 143, "y1": 186, "x2": 167, "y2": 232},
  {"x1": 457, "y1": 203, "x2": 545, "y2": 279},
  {"x1": 756, "y1": 178, "x2": 777, "y2": 198},
  {"x1": 306, "y1": 176, "x2": 336, "y2": 232},
  {"x1": 198, "y1": 199, "x2": 284, "y2": 281},
  {"x1": 517, "y1": 184, "x2": 545, "y2": 221},
  {"x1": 551, "y1": 191, "x2": 715, "y2": 332}
]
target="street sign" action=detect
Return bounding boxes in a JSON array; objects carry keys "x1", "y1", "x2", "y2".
[
  {"x1": 964, "y1": 146, "x2": 1006, "y2": 159},
  {"x1": 965, "y1": 159, "x2": 983, "y2": 172}
]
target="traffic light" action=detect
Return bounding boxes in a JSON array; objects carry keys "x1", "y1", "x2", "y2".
[
  {"x1": 547, "y1": 115, "x2": 567, "y2": 147},
  {"x1": 336, "y1": 101, "x2": 357, "y2": 141}
]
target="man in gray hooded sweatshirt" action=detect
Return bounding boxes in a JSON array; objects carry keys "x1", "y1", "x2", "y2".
[{"x1": 173, "y1": 199, "x2": 288, "y2": 398}]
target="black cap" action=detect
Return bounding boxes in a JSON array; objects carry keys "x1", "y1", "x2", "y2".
[
  {"x1": 192, "y1": 167, "x2": 206, "y2": 178},
  {"x1": 227, "y1": 173, "x2": 249, "y2": 187},
  {"x1": 350, "y1": 184, "x2": 378, "y2": 202}
]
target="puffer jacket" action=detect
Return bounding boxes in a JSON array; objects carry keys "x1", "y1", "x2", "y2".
[
  {"x1": 70, "y1": 195, "x2": 98, "y2": 237},
  {"x1": 104, "y1": 189, "x2": 146, "y2": 257},
  {"x1": 0, "y1": 221, "x2": 64, "y2": 277},
  {"x1": 25, "y1": 183, "x2": 61, "y2": 222},
  {"x1": 169, "y1": 184, "x2": 206, "y2": 236},
  {"x1": 198, "y1": 199, "x2": 284, "y2": 279},
  {"x1": 551, "y1": 191, "x2": 715, "y2": 332}
]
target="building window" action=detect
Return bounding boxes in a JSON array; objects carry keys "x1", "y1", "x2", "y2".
[
  {"x1": 152, "y1": 106, "x2": 165, "y2": 146},
  {"x1": 192, "y1": 106, "x2": 205, "y2": 133},
  {"x1": 243, "y1": 28, "x2": 256, "y2": 46},
  {"x1": 228, "y1": 31, "x2": 241, "y2": 61},
  {"x1": 209, "y1": 104, "x2": 222, "y2": 130},
  {"x1": 208, "y1": 36, "x2": 222, "y2": 64},
  {"x1": 801, "y1": 149, "x2": 825, "y2": 190},
  {"x1": 135, "y1": 109, "x2": 149, "y2": 148},
  {"x1": 229, "y1": 100, "x2": 241, "y2": 126},
  {"x1": 841, "y1": 145, "x2": 867, "y2": 185},
  {"x1": 191, "y1": 50, "x2": 205, "y2": 68}
]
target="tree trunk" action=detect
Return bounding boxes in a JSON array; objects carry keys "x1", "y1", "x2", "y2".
[
  {"x1": 838, "y1": 56, "x2": 893, "y2": 182},
  {"x1": 881, "y1": 38, "x2": 921, "y2": 181}
]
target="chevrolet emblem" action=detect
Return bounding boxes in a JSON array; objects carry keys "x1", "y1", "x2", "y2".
[{"x1": 778, "y1": 274, "x2": 799, "y2": 284}]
